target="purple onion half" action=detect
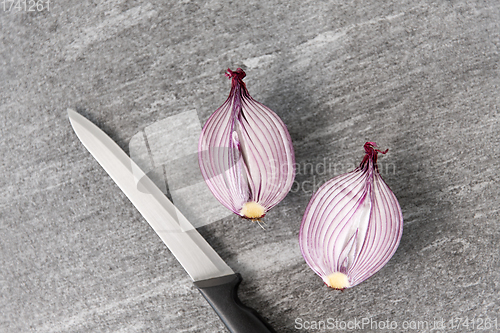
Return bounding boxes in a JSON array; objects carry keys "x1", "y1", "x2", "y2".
[
  {"x1": 198, "y1": 68, "x2": 295, "y2": 220},
  {"x1": 299, "y1": 142, "x2": 403, "y2": 289}
]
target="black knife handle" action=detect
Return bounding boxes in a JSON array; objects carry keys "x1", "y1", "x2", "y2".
[{"x1": 194, "y1": 273, "x2": 276, "y2": 333}]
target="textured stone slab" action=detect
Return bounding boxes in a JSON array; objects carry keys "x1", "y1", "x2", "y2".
[{"x1": 1, "y1": 1, "x2": 499, "y2": 332}]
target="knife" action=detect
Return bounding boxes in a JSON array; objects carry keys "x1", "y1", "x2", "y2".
[{"x1": 68, "y1": 109, "x2": 276, "y2": 333}]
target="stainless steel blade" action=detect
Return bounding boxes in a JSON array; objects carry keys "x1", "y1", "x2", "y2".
[{"x1": 68, "y1": 108, "x2": 234, "y2": 281}]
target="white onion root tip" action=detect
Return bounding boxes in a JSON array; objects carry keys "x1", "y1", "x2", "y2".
[
  {"x1": 240, "y1": 201, "x2": 266, "y2": 219},
  {"x1": 325, "y1": 272, "x2": 350, "y2": 290}
]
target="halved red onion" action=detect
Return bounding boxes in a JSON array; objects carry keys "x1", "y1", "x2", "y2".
[
  {"x1": 299, "y1": 142, "x2": 403, "y2": 289},
  {"x1": 198, "y1": 68, "x2": 295, "y2": 220}
]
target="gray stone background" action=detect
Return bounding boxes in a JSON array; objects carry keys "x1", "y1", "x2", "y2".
[{"x1": 1, "y1": 0, "x2": 499, "y2": 332}]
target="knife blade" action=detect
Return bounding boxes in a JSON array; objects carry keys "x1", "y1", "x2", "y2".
[{"x1": 67, "y1": 109, "x2": 276, "y2": 333}]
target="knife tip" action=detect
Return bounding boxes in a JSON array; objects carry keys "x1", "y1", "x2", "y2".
[{"x1": 67, "y1": 108, "x2": 77, "y2": 117}]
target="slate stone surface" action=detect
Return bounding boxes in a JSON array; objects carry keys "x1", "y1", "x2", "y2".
[{"x1": 1, "y1": 1, "x2": 499, "y2": 332}]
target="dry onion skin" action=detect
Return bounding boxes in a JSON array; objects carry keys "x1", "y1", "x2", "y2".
[
  {"x1": 299, "y1": 142, "x2": 403, "y2": 290},
  {"x1": 198, "y1": 68, "x2": 295, "y2": 220}
]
